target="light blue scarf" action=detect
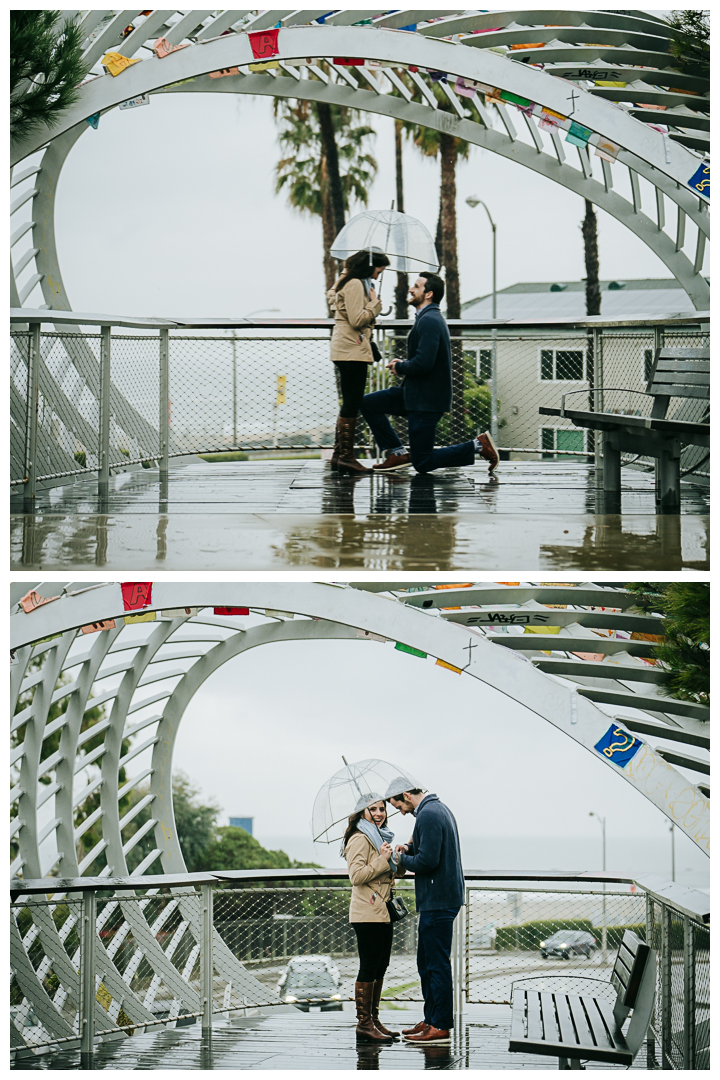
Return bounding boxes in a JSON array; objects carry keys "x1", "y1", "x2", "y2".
[{"x1": 356, "y1": 818, "x2": 398, "y2": 872}]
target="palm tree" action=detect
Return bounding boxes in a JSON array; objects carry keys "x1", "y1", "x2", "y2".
[
  {"x1": 394, "y1": 119, "x2": 409, "y2": 320},
  {"x1": 582, "y1": 200, "x2": 601, "y2": 316},
  {"x1": 11, "y1": 10, "x2": 88, "y2": 145},
  {"x1": 402, "y1": 88, "x2": 470, "y2": 320},
  {"x1": 274, "y1": 91, "x2": 378, "y2": 306}
]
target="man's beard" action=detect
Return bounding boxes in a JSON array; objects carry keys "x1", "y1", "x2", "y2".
[{"x1": 409, "y1": 294, "x2": 423, "y2": 308}]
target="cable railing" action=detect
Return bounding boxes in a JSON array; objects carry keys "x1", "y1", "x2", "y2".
[
  {"x1": 10, "y1": 867, "x2": 708, "y2": 1067},
  {"x1": 10, "y1": 311, "x2": 709, "y2": 504}
]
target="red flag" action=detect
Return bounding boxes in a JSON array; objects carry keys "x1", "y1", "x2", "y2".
[
  {"x1": 214, "y1": 606, "x2": 249, "y2": 615},
  {"x1": 334, "y1": 57, "x2": 365, "y2": 66},
  {"x1": 249, "y1": 28, "x2": 279, "y2": 60},
  {"x1": 121, "y1": 582, "x2": 152, "y2": 611}
]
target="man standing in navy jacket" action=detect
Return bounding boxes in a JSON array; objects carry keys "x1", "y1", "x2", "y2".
[
  {"x1": 360, "y1": 273, "x2": 499, "y2": 473},
  {"x1": 385, "y1": 777, "x2": 464, "y2": 1045}
]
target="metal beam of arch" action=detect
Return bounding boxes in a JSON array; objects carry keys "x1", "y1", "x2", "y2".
[
  {"x1": 10, "y1": 22, "x2": 709, "y2": 312},
  {"x1": 10, "y1": 582, "x2": 709, "y2": 862}
]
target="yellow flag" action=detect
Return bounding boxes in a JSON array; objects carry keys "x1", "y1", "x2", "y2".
[
  {"x1": 102, "y1": 52, "x2": 142, "y2": 77},
  {"x1": 436, "y1": 658, "x2": 462, "y2": 675},
  {"x1": 124, "y1": 611, "x2": 156, "y2": 624},
  {"x1": 276, "y1": 375, "x2": 286, "y2": 405},
  {"x1": 249, "y1": 60, "x2": 281, "y2": 72}
]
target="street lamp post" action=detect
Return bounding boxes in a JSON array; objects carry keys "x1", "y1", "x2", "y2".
[
  {"x1": 234, "y1": 309, "x2": 280, "y2": 446},
  {"x1": 589, "y1": 812, "x2": 607, "y2": 964},
  {"x1": 466, "y1": 196, "x2": 498, "y2": 440}
]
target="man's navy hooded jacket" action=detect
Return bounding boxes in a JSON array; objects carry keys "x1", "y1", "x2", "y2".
[{"x1": 400, "y1": 794, "x2": 464, "y2": 911}]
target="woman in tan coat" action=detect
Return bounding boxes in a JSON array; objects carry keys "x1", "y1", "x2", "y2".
[
  {"x1": 342, "y1": 795, "x2": 404, "y2": 1043},
  {"x1": 327, "y1": 249, "x2": 390, "y2": 475}
]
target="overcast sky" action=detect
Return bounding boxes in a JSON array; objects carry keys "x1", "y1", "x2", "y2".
[
  {"x1": 53, "y1": 81, "x2": 706, "y2": 320},
  {"x1": 173, "y1": 631, "x2": 708, "y2": 885}
]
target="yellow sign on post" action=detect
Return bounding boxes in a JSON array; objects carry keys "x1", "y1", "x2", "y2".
[{"x1": 276, "y1": 375, "x2": 286, "y2": 405}]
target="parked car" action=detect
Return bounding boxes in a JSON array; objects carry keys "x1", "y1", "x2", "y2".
[
  {"x1": 276, "y1": 955, "x2": 343, "y2": 1012},
  {"x1": 539, "y1": 931, "x2": 597, "y2": 960}
]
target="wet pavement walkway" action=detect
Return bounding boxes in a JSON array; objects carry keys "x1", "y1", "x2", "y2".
[
  {"x1": 11, "y1": 1003, "x2": 648, "y2": 1070},
  {"x1": 11, "y1": 459, "x2": 709, "y2": 571}
]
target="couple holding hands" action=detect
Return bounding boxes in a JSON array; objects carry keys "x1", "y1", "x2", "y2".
[{"x1": 341, "y1": 775, "x2": 463, "y2": 1046}]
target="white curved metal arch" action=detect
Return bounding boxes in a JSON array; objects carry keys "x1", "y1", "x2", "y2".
[
  {"x1": 11, "y1": 582, "x2": 709, "y2": 865},
  {"x1": 10, "y1": 20, "x2": 709, "y2": 313}
]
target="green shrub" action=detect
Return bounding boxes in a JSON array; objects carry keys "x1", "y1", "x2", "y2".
[
  {"x1": 74, "y1": 449, "x2": 86, "y2": 469},
  {"x1": 494, "y1": 920, "x2": 647, "y2": 952}
]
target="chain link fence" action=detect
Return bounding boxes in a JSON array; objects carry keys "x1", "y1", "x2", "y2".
[
  {"x1": 11, "y1": 877, "x2": 709, "y2": 1065},
  {"x1": 10, "y1": 319, "x2": 709, "y2": 487},
  {"x1": 464, "y1": 886, "x2": 646, "y2": 1005}
]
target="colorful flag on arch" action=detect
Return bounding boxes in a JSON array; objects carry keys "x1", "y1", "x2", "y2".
[
  {"x1": 121, "y1": 582, "x2": 152, "y2": 611},
  {"x1": 214, "y1": 606, "x2": 250, "y2": 615},
  {"x1": 153, "y1": 37, "x2": 190, "y2": 58},
  {"x1": 594, "y1": 136, "x2": 621, "y2": 163},
  {"x1": 81, "y1": 620, "x2": 116, "y2": 634},
  {"x1": 249, "y1": 28, "x2": 280, "y2": 60},
  {"x1": 687, "y1": 162, "x2": 709, "y2": 198},
  {"x1": 565, "y1": 120, "x2": 592, "y2": 147},
  {"x1": 102, "y1": 52, "x2": 142, "y2": 76},
  {"x1": 85, "y1": 112, "x2": 100, "y2": 129}
]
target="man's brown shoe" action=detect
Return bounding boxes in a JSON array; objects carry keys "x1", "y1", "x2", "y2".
[
  {"x1": 402, "y1": 1020, "x2": 429, "y2": 1037},
  {"x1": 477, "y1": 431, "x2": 499, "y2": 472},
  {"x1": 405, "y1": 1026, "x2": 451, "y2": 1044},
  {"x1": 373, "y1": 453, "x2": 412, "y2": 472}
]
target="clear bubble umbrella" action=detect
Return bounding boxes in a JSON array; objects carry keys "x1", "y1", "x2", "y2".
[
  {"x1": 312, "y1": 757, "x2": 422, "y2": 844},
  {"x1": 330, "y1": 209, "x2": 439, "y2": 273}
]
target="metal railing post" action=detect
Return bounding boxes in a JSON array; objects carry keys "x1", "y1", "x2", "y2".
[
  {"x1": 23, "y1": 320, "x2": 41, "y2": 512},
  {"x1": 683, "y1": 916, "x2": 695, "y2": 1068},
  {"x1": 79, "y1": 889, "x2": 96, "y2": 1063},
  {"x1": 159, "y1": 328, "x2": 169, "y2": 482},
  {"x1": 98, "y1": 324, "x2": 111, "y2": 497},
  {"x1": 490, "y1": 327, "x2": 498, "y2": 441},
  {"x1": 201, "y1": 883, "x2": 213, "y2": 1035},
  {"x1": 645, "y1": 892, "x2": 657, "y2": 1068},
  {"x1": 660, "y1": 902, "x2": 672, "y2": 1067}
]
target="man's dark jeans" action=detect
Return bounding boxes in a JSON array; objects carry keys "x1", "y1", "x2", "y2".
[
  {"x1": 361, "y1": 386, "x2": 475, "y2": 473},
  {"x1": 417, "y1": 907, "x2": 461, "y2": 1030}
]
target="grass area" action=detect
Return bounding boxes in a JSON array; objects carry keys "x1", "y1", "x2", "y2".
[
  {"x1": 381, "y1": 980, "x2": 421, "y2": 997},
  {"x1": 198, "y1": 452, "x2": 323, "y2": 463}
]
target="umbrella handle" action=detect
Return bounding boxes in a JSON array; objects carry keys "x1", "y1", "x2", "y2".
[{"x1": 380, "y1": 306, "x2": 393, "y2": 317}]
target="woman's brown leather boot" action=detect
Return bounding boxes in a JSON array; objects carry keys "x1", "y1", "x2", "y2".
[
  {"x1": 337, "y1": 417, "x2": 372, "y2": 475},
  {"x1": 372, "y1": 980, "x2": 400, "y2": 1038},
  {"x1": 330, "y1": 417, "x2": 342, "y2": 471},
  {"x1": 355, "y1": 982, "x2": 393, "y2": 1043}
]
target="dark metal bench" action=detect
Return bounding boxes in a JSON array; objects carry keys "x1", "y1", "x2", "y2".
[
  {"x1": 539, "y1": 347, "x2": 709, "y2": 511},
  {"x1": 509, "y1": 930, "x2": 657, "y2": 1069}
]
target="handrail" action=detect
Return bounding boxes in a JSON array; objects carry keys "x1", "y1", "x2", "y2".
[
  {"x1": 10, "y1": 868, "x2": 709, "y2": 923},
  {"x1": 10, "y1": 308, "x2": 710, "y2": 331}
]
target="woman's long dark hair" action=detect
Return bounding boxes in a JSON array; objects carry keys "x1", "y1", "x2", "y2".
[
  {"x1": 335, "y1": 249, "x2": 390, "y2": 293},
  {"x1": 342, "y1": 800, "x2": 387, "y2": 849}
]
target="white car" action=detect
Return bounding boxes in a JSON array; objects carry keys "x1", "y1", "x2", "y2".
[{"x1": 276, "y1": 955, "x2": 343, "y2": 1012}]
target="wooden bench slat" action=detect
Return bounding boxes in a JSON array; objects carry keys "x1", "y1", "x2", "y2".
[
  {"x1": 618, "y1": 942, "x2": 638, "y2": 973},
  {"x1": 647, "y1": 382, "x2": 709, "y2": 399},
  {"x1": 614, "y1": 952, "x2": 633, "y2": 987},
  {"x1": 658, "y1": 348, "x2": 709, "y2": 359},
  {"x1": 511, "y1": 988, "x2": 527, "y2": 1039},
  {"x1": 541, "y1": 992, "x2": 561, "y2": 1044},
  {"x1": 554, "y1": 993, "x2": 578, "y2": 1048},
  {"x1": 651, "y1": 370, "x2": 710, "y2": 386},
  {"x1": 655, "y1": 360, "x2": 710, "y2": 372},
  {"x1": 583, "y1": 996, "x2": 616, "y2": 1053},
  {"x1": 526, "y1": 990, "x2": 544, "y2": 1042},
  {"x1": 568, "y1": 995, "x2": 595, "y2": 1049}
]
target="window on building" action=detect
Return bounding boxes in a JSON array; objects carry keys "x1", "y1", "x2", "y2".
[
  {"x1": 465, "y1": 348, "x2": 493, "y2": 381},
  {"x1": 541, "y1": 427, "x2": 586, "y2": 460},
  {"x1": 540, "y1": 348, "x2": 585, "y2": 381}
]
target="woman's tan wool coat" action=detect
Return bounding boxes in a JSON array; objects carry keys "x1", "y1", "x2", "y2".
[
  {"x1": 345, "y1": 831, "x2": 402, "y2": 924},
  {"x1": 327, "y1": 277, "x2": 382, "y2": 363}
]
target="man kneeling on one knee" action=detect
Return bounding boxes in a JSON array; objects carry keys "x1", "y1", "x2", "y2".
[{"x1": 361, "y1": 272, "x2": 499, "y2": 474}]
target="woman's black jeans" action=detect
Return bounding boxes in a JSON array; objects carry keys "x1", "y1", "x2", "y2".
[
  {"x1": 352, "y1": 922, "x2": 393, "y2": 982},
  {"x1": 334, "y1": 360, "x2": 370, "y2": 419}
]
